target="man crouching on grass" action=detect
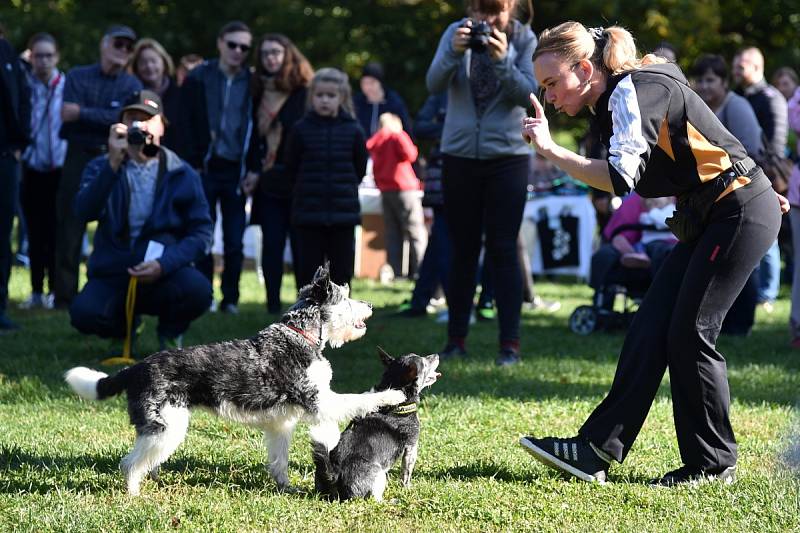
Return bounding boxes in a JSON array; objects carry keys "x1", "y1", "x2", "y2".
[{"x1": 69, "y1": 90, "x2": 212, "y2": 352}]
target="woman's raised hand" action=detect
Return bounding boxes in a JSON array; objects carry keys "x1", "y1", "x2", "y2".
[{"x1": 521, "y1": 93, "x2": 554, "y2": 153}]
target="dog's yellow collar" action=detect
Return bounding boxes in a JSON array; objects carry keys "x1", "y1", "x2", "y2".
[{"x1": 390, "y1": 402, "x2": 418, "y2": 416}]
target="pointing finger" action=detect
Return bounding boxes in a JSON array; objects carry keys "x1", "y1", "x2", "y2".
[{"x1": 529, "y1": 92, "x2": 544, "y2": 119}]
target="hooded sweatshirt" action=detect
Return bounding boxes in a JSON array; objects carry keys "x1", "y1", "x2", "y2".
[{"x1": 366, "y1": 127, "x2": 419, "y2": 192}]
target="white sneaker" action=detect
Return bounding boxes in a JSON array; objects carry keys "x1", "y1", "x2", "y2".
[{"x1": 209, "y1": 300, "x2": 219, "y2": 313}]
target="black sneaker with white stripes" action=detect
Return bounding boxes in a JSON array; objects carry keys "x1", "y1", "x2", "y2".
[
  {"x1": 520, "y1": 435, "x2": 610, "y2": 483},
  {"x1": 649, "y1": 465, "x2": 736, "y2": 487}
]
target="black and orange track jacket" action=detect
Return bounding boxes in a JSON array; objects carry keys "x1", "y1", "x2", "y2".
[{"x1": 591, "y1": 63, "x2": 768, "y2": 203}]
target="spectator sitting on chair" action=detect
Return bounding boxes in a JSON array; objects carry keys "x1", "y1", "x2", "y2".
[
  {"x1": 590, "y1": 193, "x2": 677, "y2": 311},
  {"x1": 69, "y1": 90, "x2": 213, "y2": 351}
]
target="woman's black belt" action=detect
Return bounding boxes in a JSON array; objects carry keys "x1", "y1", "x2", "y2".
[{"x1": 665, "y1": 157, "x2": 757, "y2": 243}]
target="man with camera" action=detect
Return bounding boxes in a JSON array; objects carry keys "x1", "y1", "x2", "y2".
[{"x1": 69, "y1": 90, "x2": 213, "y2": 351}]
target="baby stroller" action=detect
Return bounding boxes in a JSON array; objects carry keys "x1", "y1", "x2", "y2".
[{"x1": 569, "y1": 222, "x2": 675, "y2": 335}]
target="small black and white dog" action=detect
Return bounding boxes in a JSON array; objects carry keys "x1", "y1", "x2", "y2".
[
  {"x1": 64, "y1": 266, "x2": 405, "y2": 495},
  {"x1": 313, "y1": 348, "x2": 440, "y2": 501}
]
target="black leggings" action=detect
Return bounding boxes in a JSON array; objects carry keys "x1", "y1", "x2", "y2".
[
  {"x1": 442, "y1": 154, "x2": 529, "y2": 344},
  {"x1": 293, "y1": 225, "x2": 355, "y2": 289},
  {"x1": 580, "y1": 177, "x2": 779, "y2": 471},
  {"x1": 21, "y1": 167, "x2": 60, "y2": 294}
]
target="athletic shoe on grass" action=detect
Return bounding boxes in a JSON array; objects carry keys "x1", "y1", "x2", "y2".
[{"x1": 520, "y1": 435, "x2": 609, "y2": 483}]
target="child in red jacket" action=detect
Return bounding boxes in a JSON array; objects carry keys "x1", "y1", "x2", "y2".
[{"x1": 367, "y1": 113, "x2": 427, "y2": 278}]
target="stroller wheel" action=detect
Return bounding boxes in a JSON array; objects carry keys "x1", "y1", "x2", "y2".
[{"x1": 569, "y1": 305, "x2": 597, "y2": 335}]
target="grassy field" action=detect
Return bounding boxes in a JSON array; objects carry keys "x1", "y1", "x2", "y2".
[{"x1": 1, "y1": 265, "x2": 799, "y2": 532}]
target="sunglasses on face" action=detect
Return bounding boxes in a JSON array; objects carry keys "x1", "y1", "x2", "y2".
[
  {"x1": 112, "y1": 39, "x2": 133, "y2": 52},
  {"x1": 33, "y1": 52, "x2": 55, "y2": 60},
  {"x1": 226, "y1": 41, "x2": 251, "y2": 53}
]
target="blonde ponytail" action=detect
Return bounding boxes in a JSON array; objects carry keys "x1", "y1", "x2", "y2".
[{"x1": 534, "y1": 21, "x2": 667, "y2": 75}]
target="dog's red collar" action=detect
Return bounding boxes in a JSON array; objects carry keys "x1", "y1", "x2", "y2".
[{"x1": 282, "y1": 323, "x2": 320, "y2": 347}]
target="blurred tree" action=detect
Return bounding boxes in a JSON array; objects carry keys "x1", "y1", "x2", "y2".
[{"x1": 1, "y1": 0, "x2": 797, "y2": 125}]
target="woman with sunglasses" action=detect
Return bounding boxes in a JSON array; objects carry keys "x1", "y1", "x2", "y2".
[
  {"x1": 242, "y1": 34, "x2": 313, "y2": 314},
  {"x1": 518, "y1": 21, "x2": 788, "y2": 487},
  {"x1": 180, "y1": 21, "x2": 253, "y2": 314}
]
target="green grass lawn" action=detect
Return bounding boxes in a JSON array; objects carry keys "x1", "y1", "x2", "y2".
[{"x1": 1, "y1": 265, "x2": 799, "y2": 532}]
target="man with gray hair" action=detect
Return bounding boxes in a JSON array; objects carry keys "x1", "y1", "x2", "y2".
[
  {"x1": 732, "y1": 46, "x2": 789, "y2": 314},
  {"x1": 55, "y1": 25, "x2": 142, "y2": 309}
]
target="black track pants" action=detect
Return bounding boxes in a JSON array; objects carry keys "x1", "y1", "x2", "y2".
[{"x1": 580, "y1": 181, "x2": 780, "y2": 470}]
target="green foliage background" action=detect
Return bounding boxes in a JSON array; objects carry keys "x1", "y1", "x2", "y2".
[{"x1": 2, "y1": 0, "x2": 799, "y2": 115}]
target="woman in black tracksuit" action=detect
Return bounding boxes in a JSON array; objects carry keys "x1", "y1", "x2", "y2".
[{"x1": 518, "y1": 22, "x2": 788, "y2": 487}]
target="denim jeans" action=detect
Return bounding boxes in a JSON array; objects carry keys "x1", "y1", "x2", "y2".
[
  {"x1": 198, "y1": 158, "x2": 245, "y2": 306},
  {"x1": 70, "y1": 266, "x2": 211, "y2": 338},
  {"x1": 757, "y1": 239, "x2": 780, "y2": 303},
  {"x1": 410, "y1": 206, "x2": 450, "y2": 310}
]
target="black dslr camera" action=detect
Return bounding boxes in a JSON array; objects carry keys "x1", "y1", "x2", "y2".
[
  {"x1": 464, "y1": 19, "x2": 492, "y2": 52},
  {"x1": 127, "y1": 121, "x2": 158, "y2": 157}
]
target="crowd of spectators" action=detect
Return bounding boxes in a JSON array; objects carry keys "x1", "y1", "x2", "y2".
[{"x1": 1, "y1": 10, "x2": 799, "y2": 359}]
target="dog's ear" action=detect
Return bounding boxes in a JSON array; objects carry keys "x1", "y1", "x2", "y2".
[
  {"x1": 405, "y1": 361, "x2": 420, "y2": 381},
  {"x1": 309, "y1": 264, "x2": 332, "y2": 302},
  {"x1": 377, "y1": 346, "x2": 394, "y2": 366}
]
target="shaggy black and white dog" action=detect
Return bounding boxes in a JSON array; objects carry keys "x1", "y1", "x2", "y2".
[
  {"x1": 313, "y1": 348, "x2": 440, "y2": 501},
  {"x1": 64, "y1": 266, "x2": 405, "y2": 495}
]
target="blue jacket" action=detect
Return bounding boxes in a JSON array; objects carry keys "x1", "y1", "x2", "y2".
[
  {"x1": 179, "y1": 59, "x2": 253, "y2": 177},
  {"x1": 0, "y1": 38, "x2": 31, "y2": 152},
  {"x1": 74, "y1": 147, "x2": 212, "y2": 279}
]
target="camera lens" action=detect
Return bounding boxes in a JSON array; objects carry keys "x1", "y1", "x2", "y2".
[{"x1": 468, "y1": 20, "x2": 491, "y2": 51}]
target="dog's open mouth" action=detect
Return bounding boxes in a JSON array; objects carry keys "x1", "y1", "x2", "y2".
[{"x1": 355, "y1": 320, "x2": 367, "y2": 329}]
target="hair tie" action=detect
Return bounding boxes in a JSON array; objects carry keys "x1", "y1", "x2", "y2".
[{"x1": 588, "y1": 27, "x2": 606, "y2": 44}]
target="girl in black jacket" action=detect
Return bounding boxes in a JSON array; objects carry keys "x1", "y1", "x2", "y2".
[{"x1": 285, "y1": 68, "x2": 368, "y2": 288}]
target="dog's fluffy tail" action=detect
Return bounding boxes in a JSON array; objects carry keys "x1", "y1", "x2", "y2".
[
  {"x1": 312, "y1": 442, "x2": 340, "y2": 499},
  {"x1": 64, "y1": 366, "x2": 130, "y2": 401}
]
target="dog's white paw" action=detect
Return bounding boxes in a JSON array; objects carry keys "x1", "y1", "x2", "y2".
[{"x1": 379, "y1": 389, "x2": 406, "y2": 406}]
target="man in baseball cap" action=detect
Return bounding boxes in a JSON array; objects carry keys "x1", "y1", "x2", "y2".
[
  {"x1": 69, "y1": 85, "x2": 213, "y2": 352},
  {"x1": 119, "y1": 89, "x2": 163, "y2": 120},
  {"x1": 104, "y1": 25, "x2": 137, "y2": 42}
]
